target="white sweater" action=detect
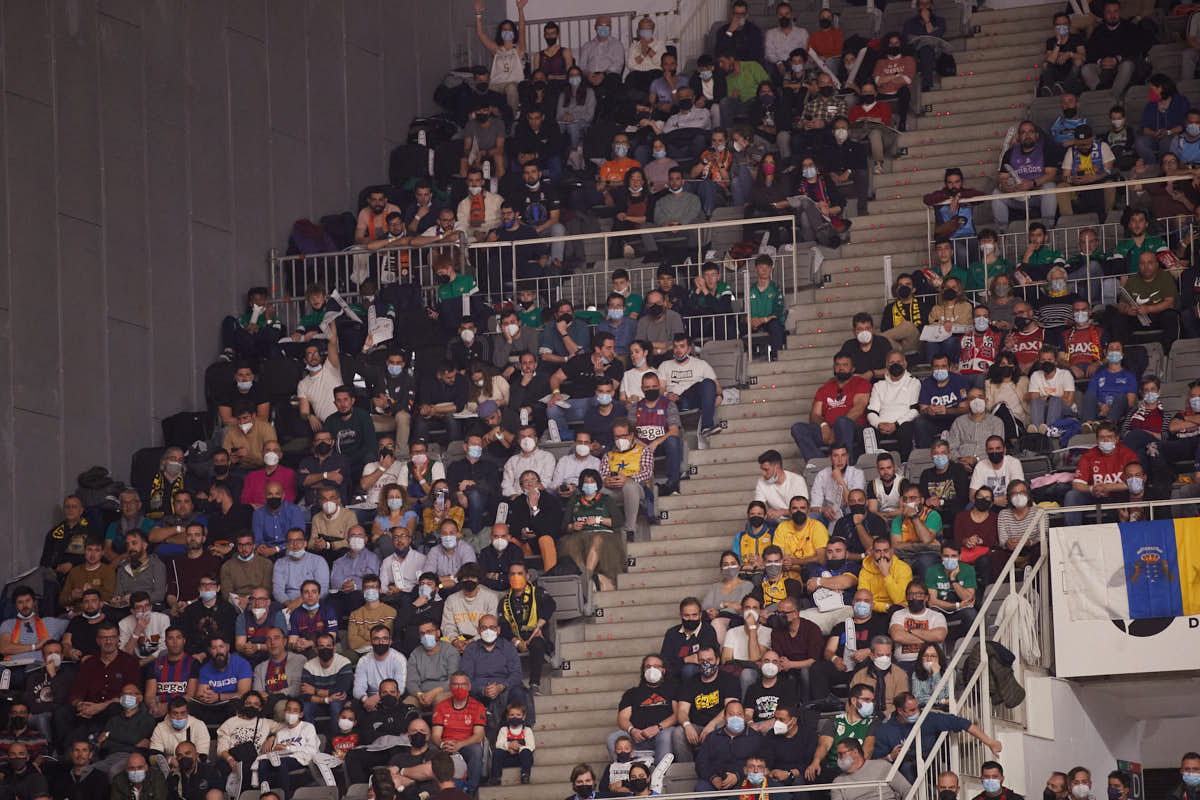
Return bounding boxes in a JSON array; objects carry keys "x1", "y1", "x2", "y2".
[
  {"x1": 501, "y1": 450, "x2": 557, "y2": 496},
  {"x1": 866, "y1": 374, "x2": 921, "y2": 426},
  {"x1": 268, "y1": 720, "x2": 320, "y2": 765}
]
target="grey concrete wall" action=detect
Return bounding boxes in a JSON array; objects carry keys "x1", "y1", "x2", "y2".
[{"x1": 0, "y1": 0, "x2": 475, "y2": 574}]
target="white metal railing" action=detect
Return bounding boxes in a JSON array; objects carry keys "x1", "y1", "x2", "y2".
[
  {"x1": 517, "y1": 11, "x2": 638, "y2": 68},
  {"x1": 675, "y1": 0, "x2": 726, "y2": 68}
]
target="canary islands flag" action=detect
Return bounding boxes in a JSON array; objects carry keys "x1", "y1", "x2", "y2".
[{"x1": 1056, "y1": 518, "x2": 1200, "y2": 621}]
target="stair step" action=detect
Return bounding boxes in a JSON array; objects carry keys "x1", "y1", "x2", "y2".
[
  {"x1": 591, "y1": 582, "x2": 712, "y2": 607},
  {"x1": 912, "y1": 106, "x2": 1027, "y2": 131},
  {"x1": 658, "y1": 489, "x2": 755, "y2": 511},
  {"x1": 923, "y1": 79, "x2": 1036, "y2": 105},
  {"x1": 550, "y1": 670, "x2": 646, "y2": 694},
  {"x1": 889, "y1": 147, "x2": 1001, "y2": 175},
  {"x1": 532, "y1": 689, "x2": 624, "y2": 714},
  {"x1": 560, "y1": 633, "x2": 665, "y2": 660},
  {"x1": 629, "y1": 533, "x2": 734, "y2": 556},
  {"x1": 841, "y1": 236, "x2": 928, "y2": 257},
  {"x1": 966, "y1": 30, "x2": 1046, "y2": 50},
  {"x1": 925, "y1": 94, "x2": 1030, "y2": 116}
]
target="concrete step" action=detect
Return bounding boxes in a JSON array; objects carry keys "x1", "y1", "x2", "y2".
[
  {"x1": 912, "y1": 106, "x2": 1026, "y2": 131},
  {"x1": 841, "y1": 236, "x2": 928, "y2": 257},
  {"x1": 589, "y1": 601, "x2": 684, "y2": 627},
  {"x1": 848, "y1": 210, "x2": 928, "y2": 231},
  {"x1": 717, "y1": 398, "x2": 808, "y2": 421},
  {"x1": 532, "y1": 689, "x2": 623, "y2": 714},
  {"x1": 972, "y1": 3, "x2": 1062, "y2": 24},
  {"x1": 779, "y1": 341, "x2": 843, "y2": 362},
  {"x1": 655, "y1": 503, "x2": 745, "y2": 527},
  {"x1": 709, "y1": 412, "x2": 809, "y2": 435},
  {"x1": 782, "y1": 327, "x2": 853, "y2": 349},
  {"x1": 936, "y1": 67, "x2": 1039, "y2": 90},
  {"x1": 591, "y1": 581, "x2": 712, "y2": 607},
  {"x1": 559, "y1": 653, "x2": 645, "y2": 677},
  {"x1": 657, "y1": 489, "x2": 755, "y2": 511},
  {"x1": 560, "y1": 633, "x2": 665, "y2": 660},
  {"x1": 576, "y1": 616, "x2": 695, "y2": 645},
  {"x1": 965, "y1": 30, "x2": 1045, "y2": 50},
  {"x1": 899, "y1": 121, "x2": 1013, "y2": 148},
  {"x1": 923, "y1": 79, "x2": 1035, "y2": 106},
  {"x1": 925, "y1": 94, "x2": 1030, "y2": 116},
  {"x1": 903, "y1": 135, "x2": 1009, "y2": 159},
  {"x1": 549, "y1": 670, "x2": 647, "y2": 694},
  {"x1": 629, "y1": 532, "x2": 733, "y2": 556},
  {"x1": 889, "y1": 147, "x2": 1002, "y2": 175},
  {"x1": 973, "y1": 18, "x2": 1052, "y2": 37}
]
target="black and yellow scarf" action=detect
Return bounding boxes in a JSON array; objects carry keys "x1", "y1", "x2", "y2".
[
  {"x1": 502, "y1": 586, "x2": 538, "y2": 636},
  {"x1": 148, "y1": 471, "x2": 184, "y2": 519}
]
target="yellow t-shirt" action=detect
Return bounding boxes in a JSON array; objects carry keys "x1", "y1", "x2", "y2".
[{"x1": 772, "y1": 518, "x2": 830, "y2": 578}]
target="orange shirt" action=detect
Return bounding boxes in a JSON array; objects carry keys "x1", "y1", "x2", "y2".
[{"x1": 600, "y1": 157, "x2": 641, "y2": 185}]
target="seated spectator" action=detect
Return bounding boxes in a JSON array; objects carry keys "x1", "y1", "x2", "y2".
[
  {"x1": 734, "y1": 501, "x2": 777, "y2": 575},
  {"x1": 850, "y1": 635, "x2": 910, "y2": 718},
  {"x1": 689, "y1": 698, "x2": 760, "y2": 791},
  {"x1": 654, "y1": 167, "x2": 704, "y2": 226},
  {"x1": 582, "y1": 378, "x2": 628, "y2": 449},
  {"x1": 920, "y1": 440, "x2": 972, "y2": 526},
  {"x1": 948, "y1": 389, "x2": 1005, "y2": 470},
  {"x1": 885, "y1": 275, "x2": 936, "y2": 363},
  {"x1": 925, "y1": 278, "x2": 972, "y2": 364},
  {"x1": 868, "y1": 352, "x2": 921, "y2": 462},
  {"x1": 191, "y1": 635, "x2": 252, "y2": 724},
  {"x1": 249, "y1": 484, "x2": 309, "y2": 558},
  {"x1": 925, "y1": 542, "x2": 978, "y2": 636},
  {"x1": 59, "y1": 539, "x2": 116, "y2": 615},
  {"x1": 1, "y1": 586, "x2": 66, "y2": 665},
  {"x1": 1059, "y1": 125, "x2": 1116, "y2": 221},
  {"x1": 956, "y1": 308, "x2": 1004, "y2": 392},
  {"x1": 873, "y1": 692, "x2": 1001, "y2": 781},
  {"x1": 242, "y1": 444, "x2": 296, "y2": 509},
  {"x1": 255, "y1": 697, "x2": 319, "y2": 798},
  {"x1": 286, "y1": 580, "x2": 338, "y2": 657},
  {"x1": 748, "y1": 545, "x2": 804, "y2": 612},
  {"x1": 965, "y1": 232, "x2": 1012, "y2": 296},
  {"x1": 62, "y1": 589, "x2": 113, "y2": 661},
  {"x1": 1042, "y1": 12, "x2": 1086, "y2": 94},
  {"x1": 806, "y1": 684, "x2": 880, "y2": 783},
  {"x1": 767, "y1": 597, "x2": 824, "y2": 701},
  {"x1": 873, "y1": 33, "x2": 916, "y2": 131},
  {"x1": 636, "y1": 291, "x2": 687, "y2": 364},
  {"x1": 496, "y1": 562, "x2": 554, "y2": 693},
  {"x1": 992, "y1": 122, "x2": 1059, "y2": 228},
  {"x1": 600, "y1": 292, "x2": 638, "y2": 359},
  {"x1": 867, "y1": 453, "x2": 904, "y2": 525},
  {"x1": 1136, "y1": 73, "x2": 1190, "y2": 165},
  {"x1": 833, "y1": 490, "x2": 889, "y2": 560},
  {"x1": 997, "y1": 480, "x2": 1047, "y2": 556},
  {"x1": 272, "y1": 528, "x2": 330, "y2": 609},
  {"x1": 792, "y1": 354, "x2": 871, "y2": 462},
  {"x1": 439, "y1": 559, "x2": 496, "y2": 645},
  {"x1": 557, "y1": 66, "x2": 596, "y2": 155},
  {"x1": 110, "y1": 753, "x2": 164, "y2": 800},
  {"x1": 903, "y1": 0, "x2": 947, "y2": 91},
  {"x1": 803, "y1": 534, "x2": 861, "y2": 607},
  {"x1": 1005, "y1": 301, "x2": 1062, "y2": 375},
  {"x1": 486, "y1": 699, "x2": 536, "y2": 786},
  {"x1": 1051, "y1": 93, "x2": 1089, "y2": 147},
  {"x1": 40, "y1": 494, "x2": 95, "y2": 578},
  {"x1": 645, "y1": 139, "x2": 679, "y2": 195},
  {"x1": 47, "y1": 739, "x2": 108, "y2": 799},
  {"x1": 771, "y1": 494, "x2": 828, "y2": 583},
  {"x1": 832, "y1": 737, "x2": 912, "y2": 800},
  {"x1": 1027, "y1": 346, "x2": 1076, "y2": 433},
  {"x1": 650, "y1": 50, "x2": 688, "y2": 111},
  {"x1": 954, "y1": 487, "x2": 1000, "y2": 587},
  {"x1": 506, "y1": 470, "x2": 561, "y2": 569},
  {"x1": 1062, "y1": 300, "x2": 1107, "y2": 381},
  {"x1": 353, "y1": 625, "x2": 409, "y2": 713},
  {"x1": 214, "y1": 692, "x2": 276, "y2": 791},
  {"x1": 850, "y1": 81, "x2": 896, "y2": 174},
  {"x1": 297, "y1": 432, "x2": 348, "y2": 508},
  {"x1": 460, "y1": 610, "x2": 532, "y2": 722},
  {"x1": 114, "y1": 529, "x2": 168, "y2": 607},
  {"x1": 539, "y1": 300, "x2": 590, "y2": 367},
  {"x1": 810, "y1": 445, "x2": 866, "y2": 527},
  {"x1": 407, "y1": 618, "x2": 460, "y2": 715},
  {"x1": 562, "y1": 470, "x2": 626, "y2": 591},
  {"x1": 985, "y1": 351, "x2": 1031, "y2": 441},
  {"x1": 840, "y1": 313, "x2": 892, "y2": 383},
  {"x1": 970, "y1": 436, "x2": 1025, "y2": 506},
  {"x1": 431, "y1": 673, "x2": 487, "y2": 793},
  {"x1": 251, "y1": 627, "x2": 305, "y2": 718},
  {"x1": 221, "y1": 289, "x2": 285, "y2": 363},
  {"x1": 689, "y1": 129, "x2": 733, "y2": 217},
  {"x1": 104, "y1": 488, "x2": 155, "y2": 561},
  {"x1": 1081, "y1": 1, "x2": 1146, "y2": 97},
  {"x1": 1114, "y1": 251, "x2": 1181, "y2": 355},
  {"x1": 509, "y1": 109, "x2": 564, "y2": 179},
  {"x1": 915, "y1": 355, "x2": 970, "y2": 447},
  {"x1": 607, "y1": 654, "x2": 676, "y2": 763},
  {"x1": 1111, "y1": 209, "x2": 1168, "y2": 275},
  {"x1": 414, "y1": 362, "x2": 469, "y2": 444},
  {"x1": 720, "y1": 593, "x2": 773, "y2": 695},
  {"x1": 888, "y1": 581, "x2": 948, "y2": 672},
  {"x1": 423, "y1": 479, "x2": 467, "y2": 541},
  {"x1": 346, "y1": 574, "x2": 395, "y2": 656},
  {"x1": 300, "y1": 631, "x2": 353, "y2": 732}
]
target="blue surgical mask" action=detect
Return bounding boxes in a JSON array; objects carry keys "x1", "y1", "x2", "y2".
[
  {"x1": 932, "y1": 369, "x2": 949, "y2": 382},
  {"x1": 441, "y1": 535, "x2": 458, "y2": 550},
  {"x1": 582, "y1": 482, "x2": 599, "y2": 497},
  {"x1": 387, "y1": 497, "x2": 404, "y2": 511},
  {"x1": 1190, "y1": 396, "x2": 1200, "y2": 412},
  {"x1": 653, "y1": 149, "x2": 667, "y2": 159},
  {"x1": 419, "y1": 584, "x2": 434, "y2": 598},
  {"x1": 639, "y1": 28, "x2": 653, "y2": 40},
  {"x1": 747, "y1": 772, "x2": 766, "y2": 786},
  {"x1": 699, "y1": 70, "x2": 713, "y2": 80},
  {"x1": 614, "y1": 144, "x2": 629, "y2": 157},
  {"x1": 120, "y1": 694, "x2": 138, "y2": 710},
  {"x1": 607, "y1": 307, "x2": 624, "y2": 320},
  {"x1": 421, "y1": 633, "x2": 438, "y2": 650},
  {"x1": 288, "y1": 547, "x2": 306, "y2": 559},
  {"x1": 853, "y1": 601, "x2": 872, "y2": 617},
  {"x1": 596, "y1": 393, "x2": 612, "y2": 406},
  {"x1": 238, "y1": 553, "x2": 254, "y2": 562},
  {"x1": 669, "y1": 186, "x2": 683, "y2": 194},
  {"x1": 302, "y1": 601, "x2": 319, "y2": 611},
  {"x1": 237, "y1": 380, "x2": 253, "y2": 391},
  {"x1": 568, "y1": 76, "x2": 582, "y2": 87},
  {"x1": 983, "y1": 778, "x2": 1003, "y2": 794},
  {"x1": 364, "y1": 588, "x2": 380, "y2": 603},
  {"x1": 933, "y1": 454, "x2": 949, "y2": 469},
  {"x1": 1182, "y1": 773, "x2": 1200, "y2": 788},
  {"x1": 1144, "y1": 392, "x2": 1159, "y2": 405},
  {"x1": 942, "y1": 557, "x2": 959, "y2": 572},
  {"x1": 1107, "y1": 351, "x2": 1123, "y2": 363},
  {"x1": 1127, "y1": 476, "x2": 1144, "y2": 494},
  {"x1": 725, "y1": 715, "x2": 745, "y2": 734},
  {"x1": 501, "y1": 29, "x2": 515, "y2": 41},
  {"x1": 199, "y1": 590, "x2": 217, "y2": 603},
  {"x1": 597, "y1": 25, "x2": 611, "y2": 37},
  {"x1": 127, "y1": 770, "x2": 146, "y2": 784},
  {"x1": 387, "y1": 364, "x2": 404, "y2": 376},
  {"x1": 803, "y1": 166, "x2": 818, "y2": 179},
  {"x1": 467, "y1": 445, "x2": 483, "y2": 460},
  {"x1": 170, "y1": 716, "x2": 188, "y2": 730},
  {"x1": 1055, "y1": 24, "x2": 1070, "y2": 36},
  {"x1": 905, "y1": 713, "x2": 920, "y2": 723}
]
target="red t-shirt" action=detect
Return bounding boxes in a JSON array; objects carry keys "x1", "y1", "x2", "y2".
[
  {"x1": 1064, "y1": 326, "x2": 1103, "y2": 365},
  {"x1": 849, "y1": 102, "x2": 893, "y2": 125},
  {"x1": 332, "y1": 733, "x2": 358, "y2": 758},
  {"x1": 1127, "y1": 404, "x2": 1164, "y2": 435},
  {"x1": 1005, "y1": 327, "x2": 1047, "y2": 368},
  {"x1": 433, "y1": 697, "x2": 487, "y2": 742},
  {"x1": 1074, "y1": 444, "x2": 1138, "y2": 487},
  {"x1": 815, "y1": 377, "x2": 871, "y2": 425}
]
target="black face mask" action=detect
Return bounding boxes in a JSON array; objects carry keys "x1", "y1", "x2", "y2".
[
  {"x1": 533, "y1": 80, "x2": 548, "y2": 91},
  {"x1": 380, "y1": 447, "x2": 394, "y2": 459},
  {"x1": 576, "y1": 784, "x2": 595, "y2": 798},
  {"x1": 435, "y1": 273, "x2": 451, "y2": 285},
  {"x1": 849, "y1": 504, "x2": 867, "y2": 516},
  {"x1": 460, "y1": 579, "x2": 478, "y2": 594},
  {"x1": 1045, "y1": 790, "x2": 1058, "y2": 800},
  {"x1": 380, "y1": 694, "x2": 400, "y2": 708},
  {"x1": 178, "y1": 757, "x2": 195, "y2": 773},
  {"x1": 748, "y1": 515, "x2": 765, "y2": 528},
  {"x1": 819, "y1": 85, "x2": 835, "y2": 97},
  {"x1": 558, "y1": 313, "x2": 573, "y2": 325},
  {"x1": 615, "y1": 752, "x2": 633, "y2": 763},
  {"x1": 628, "y1": 778, "x2": 649, "y2": 793},
  {"x1": 791, "y1": 511, "x2": 808, "y2": 525},
  {"x1": 861, "y1": 94, "x2": 877, "y2": 104},
  {"x1": 943, "y1": 289, "x2": 958, "y2": 302},
  {"x1": 975, "y1": 498, "x2": 993, "y2": 512},
  {"x1": 241, "y1": 705, "x2": 260, "y2": 718},
  {"x1": 819, "y1": 17, "x2": 832, "y2": 27},
  {"x1": 941, "y1": 791, "x2": 960, "y2": 800},
  {"x1": 888, "y1": 363, "x2": 905, "y2": 378},
  {"x1": 8, "y1": 716, "x2": 26, "y2": 730},
  {"x1": 988, "y1": 451, "x2": 1005, "y2": 465},
  {"x1": 315, "y1": 442, "x2": 333, "y2": 456},
  {"x1": 474, "y1": 82, "x2": 489, "y2": 93},
  {"x1": 681, "y1": 618, "x2": 701, "y2": 631},
  {"x1": 373, "y1": 643, "x2": 392, "y2": 656},
  {"x1": 213, "y1": 465, "x2": 229, "y2": 478},
  {"x1": 897, "y1": 285, "x2": 913, "y2": 299},
  {"x1": 643, "y1": 389, "x2": 661, "y2": 403},
  {"x1": 1062, "y1": 107, "x2": 1077, "y2": 118},
  {"x1": 266, "y1": 496, "x2": 282, "y2": 511},
  {"x1": 887, "y1": 45, "x2": 902, "y2": 55},
  {"x1": 519, "y1": 298, "x2": 534, "y2": 309},
  {"x1": 908, "y1": 599, "x2": 926, "y2": 613},
  {"x1": 834, "y1": 370, "x2": 853, "y2": 382},
  {"x1": 317, "y1": 647, "x2": 335, "y2": 662},
  {"x1": 544, "y1": 37, "x2": 557, "y2": 45},
  {"x1": 409, "y1": 732, "x2": 427, "y2": 749},
  {"x1": 1015, "y1": 315, "x2": 1034, "y2": 329},
  {"x1": 779, "y1": 16, "x2": 792, "y2": 26},
  {"x1": 678, "y1": 99, "x2": 694, "y2": 111}
]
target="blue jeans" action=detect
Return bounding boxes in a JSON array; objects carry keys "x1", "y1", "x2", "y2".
[
  {"x1": 913, "y1": 414, "x2": 955, "y2": 449},
  {"x1": 258, "y1": 756, "x2": 302, "y2": 799},
  {"x1": 916, "y1": 44, "x2": 937, "y2": 90},
  {"x1": 1081, "y1": 390, "x2": 1130, "y2": 424},
  {"x1": 658, "y1": 434, "x2": 683, "y2": 488},
  {"x1": 791, "y1": 416, "x2": 861, "y2": 461},
  {"x1": 562, "y1": 120, "x2": 589, "y2": 150},
  {"x1": 302, "y1": 697, "x2": 346, "y2": 737},
  {"x1": 547, "y1": 397, "x2": 592, "y2": 435},
  {"x1": 1063, "y1": 487, "x2": 1097, "y2": 527},
  {"x1": 1031, "y1": 395, "x2": 1067, "y2": 429},
  {"x1": 459, "y1": 741, "x2": 484, "y2": 792},
  {"x1": 732, "y1": 164, "x2": 754, "y2": 207},
  {"x1": 694, "y1": 178, "x2": 727, "y2": 216},
  {"x1": 607, "y1": 727, "x2": 674, "y2": 763},
  {"x1": 679, "y1": 379, "x2": 718, "y2": 429},
  {"x1": 464, "y1": 486, "x2": 495, "y2": 534},
  {"x1": 922, "y1": 335, "x2": 961, "y2": 364}
]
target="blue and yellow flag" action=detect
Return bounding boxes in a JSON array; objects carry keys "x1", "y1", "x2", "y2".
[{"x1": 1120, "y1": 519, "x2": 1200, "y2": 619}]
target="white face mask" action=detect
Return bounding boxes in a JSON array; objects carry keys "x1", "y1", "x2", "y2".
[
  {"x1": 773, "y1": 719, "x2": 789, "y2": 735},
  {"x1": 969, "y1": 397, "x2": 987, "y2": 415},
  {"x1": 263, "y1": 452, "x2": 281, "y2": 467},
  {"x1": 615, "y1": 438, "x2": 632, "y2": 451},
  {"x1": 504, "y1": 323, "x2": 520, "y2": 337},
  {"x1": 575, "y1": 443, "x2": 591, "y2": 457},
  {"x1": 239, "y1": 421, "x2": 253, "y2": 434},
  {"x1": 873, "y1": 655, "x2": 892, "y2": 671},
  {"x1": 461, "y1": 329, "x2": 475, "y2": 343},
  {"x1": 833, "y1": 128, "x2": 849, "y2": 143},
  {"x1": 480, "y1": 629, "x2": 499, "y2": 644},
  {"x1": 468, "y1": 185, "x2": 482, "y2": 196},
  {"x1": 285, "y1": 713, "x2": 300, "y2": 726},
  {"x1": 761, "y1": 662, "x2": 779, "y2": 678},
  {"x1": 253, "y1": 606, "x2": 268, "y2": 619},
  {"x1": 520, "y1": 437, "x2": 536, "y2": 453},
  {"x1": 338, "y1": 718, "x2": 355, "y2": 732},
  {"x1": 1010, "y1": 494, "x2": 1029, "y2": 509},
  {"x1": 348, "y1": 537, "x2": 365, "y2": 552},
  {"x1": 856, "y1": 330, "x2": 873, "y2": 344},
  {"x1": 1074, "y1": 311, "x2": 1090, "y2": 325},
  {"x1": 643, "y1": 666, "x2": 663, "y2": 684},
  {"x1": 323, "y1": 501, "x2": 338, "y2": 516},
  {"x1": 492, "y1": 537, "x2": 509, "y2": 552}
]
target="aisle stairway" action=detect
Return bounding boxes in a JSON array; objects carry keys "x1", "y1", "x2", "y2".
[{"x1": 477, "y1": 6, "x2": 1055, "y2": 798}]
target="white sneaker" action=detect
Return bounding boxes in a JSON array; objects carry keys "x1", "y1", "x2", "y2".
[
  {"x1": 650, "y1": 753, "x2": 674, "y2": 794},
  {"x1": 547, "y1": 419, "x2": 562, "y2": 443}
]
